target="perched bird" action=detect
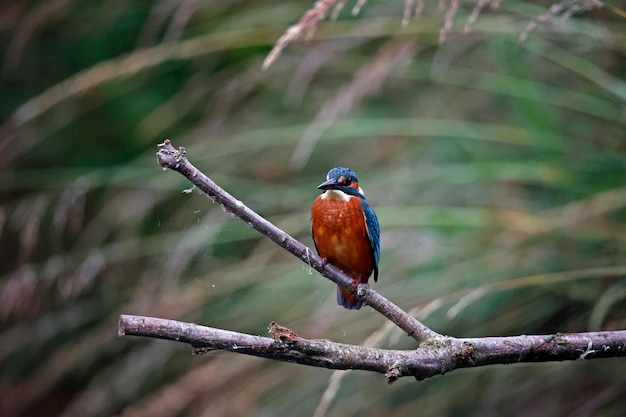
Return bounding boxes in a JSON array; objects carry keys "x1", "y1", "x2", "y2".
[{"x1": 311, "y1": 167, "x2": 380, "y2": 310}]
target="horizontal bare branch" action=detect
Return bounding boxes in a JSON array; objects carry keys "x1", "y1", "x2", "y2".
[{"x1": 119, "y1": 315, "x2": 626, "y2": 383}]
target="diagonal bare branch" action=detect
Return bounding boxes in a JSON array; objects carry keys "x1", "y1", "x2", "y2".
[{"x1": 155, "y1": 139, "x2": 440, "y2": 343}]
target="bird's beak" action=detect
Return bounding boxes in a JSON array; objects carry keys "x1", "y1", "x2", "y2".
[{"x1": 317, "y1": 178, "x2": 338, "y2": 190}]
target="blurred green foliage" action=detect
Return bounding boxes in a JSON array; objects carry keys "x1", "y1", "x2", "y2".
[{"x1": 1, "y1": 0, "x2": 625, "y2": 416}]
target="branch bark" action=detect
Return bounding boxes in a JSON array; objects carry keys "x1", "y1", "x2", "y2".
[
  {"x1": 119, "y1": 315, "x2": 626, "y2": 383},
  {"x1": 115, "y1": 139, "x2": 626, "y2": 382}
]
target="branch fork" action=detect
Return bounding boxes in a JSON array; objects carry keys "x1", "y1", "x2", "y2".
[{"x1": 117, "y1": 139, "x2": 626, "y2": 383}]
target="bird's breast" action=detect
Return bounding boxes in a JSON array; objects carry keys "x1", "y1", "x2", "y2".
[{"x1": 311, "y1": 195, "x2": 374, "y2": 280}]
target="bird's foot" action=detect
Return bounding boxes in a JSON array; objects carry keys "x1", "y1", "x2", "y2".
[
  {"x1": 356, "y1": 282, "x2": 369, "y2": 298},
  {"x1": 320, "y1": 257, "x2": 329, "y2": 270}
]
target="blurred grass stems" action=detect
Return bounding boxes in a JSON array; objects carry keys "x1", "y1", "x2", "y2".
[{"x1": 2, "y1": 0, "x2": 625, "y2": 416}]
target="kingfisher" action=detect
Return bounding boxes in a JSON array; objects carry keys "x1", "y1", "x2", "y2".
[{"x1": 311, "y1": 167, "x2": 380, "y2": 310}]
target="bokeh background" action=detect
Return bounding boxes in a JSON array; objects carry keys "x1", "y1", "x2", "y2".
[{"x1": 1, "y1": 0, "x2": 625, "y2": 416}]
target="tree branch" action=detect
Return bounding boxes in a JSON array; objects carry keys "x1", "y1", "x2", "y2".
[
  {"x1": 155, "y1": 139, "x2": 440, "y2": 343},
  {"x1": 119, "y1": 315, "x2": 626, "y2": 383},
  {"x1": 123, "y1": 139, "x2": 626, "y2": 382}
]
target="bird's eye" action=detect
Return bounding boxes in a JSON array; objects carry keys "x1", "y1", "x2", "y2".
[{"x1": 338, "y1": 176, "x2": 351, "y2": 186}]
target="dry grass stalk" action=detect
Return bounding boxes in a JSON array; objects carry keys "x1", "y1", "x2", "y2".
[
  {"x1": 331, "y1": 0, "x2": 350, "y2": 19},
  {"x1": 137, "y1": 0, "x2": 180, "y2": 46},
  {"x1": 2, "y1": 0, "x2": 71, "y2": 72},
  {"x1": 284, "y1": 43, "x2": 340, "y2": 106},
  {"x1": 415, "y1": 0, "x2": 426, "y2": 17},
  {"x1": 163, "y1": 0, "x2": 199, "y2": 43},
  {"x1": 465, "y1": 0, "x2": 500, "y2": 33},
  {"x1": 519, "y1": 0, "x2": 604, "y2": 44},
  {"x1": 289, "y1": 39, "x2": 418, "y2": 169},
  {"x1": 351, "y1": 0, "x2": 369, "y2": 16},
  {"x1": 266, "y1": 0, "x2": 612, "y2": 67},
  {"x1": 403, "y1": 0, "x2": 415, "y2": 27},
  {"x1": 439, "y1": 0, "x2": 459, "y2": 43},
  {"x1": 262, "y1": 0, "x2": 339, "y2": 70}
]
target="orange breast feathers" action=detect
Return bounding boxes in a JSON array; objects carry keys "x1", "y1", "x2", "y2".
[{"x1": 311, "y1": 191, "x2": 376, "y2": 303}]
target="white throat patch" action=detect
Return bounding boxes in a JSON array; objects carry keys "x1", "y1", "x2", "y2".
[{"x1": 321, "y1": 189, "x2": 351, "y2": 202}]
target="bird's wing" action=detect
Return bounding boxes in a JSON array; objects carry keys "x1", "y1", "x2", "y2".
[{"x1": 361, "y1": 199, "x2": 380, "y2": 282}]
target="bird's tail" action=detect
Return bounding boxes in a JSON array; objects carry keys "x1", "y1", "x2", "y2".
[{"x1": 337, "y1": 286, "x2": 363, "y2": 310}]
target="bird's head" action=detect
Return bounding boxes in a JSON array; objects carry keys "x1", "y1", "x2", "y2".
[{"x1": 317, "y1": 167, "x2": 365, "y2": 198}]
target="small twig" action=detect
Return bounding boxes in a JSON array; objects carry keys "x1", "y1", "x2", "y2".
[
  {"x1": 119, "y1": 315, "x2": 626, "y2": 382},
  {"x1": 156, "y1": 139, "x2": 440, "y2": 343}
]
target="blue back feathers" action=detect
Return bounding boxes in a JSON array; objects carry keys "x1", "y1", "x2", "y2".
[{"x1": 361, "y1": 198, "x2": 380, "y2": 282}]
